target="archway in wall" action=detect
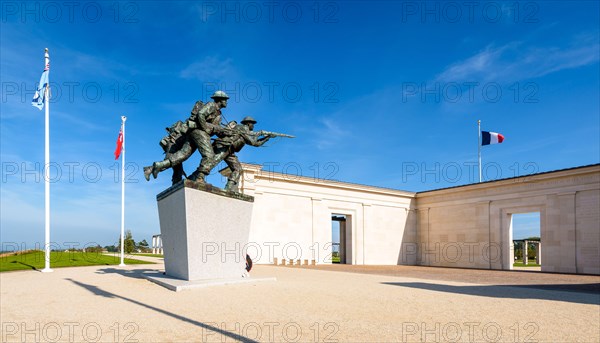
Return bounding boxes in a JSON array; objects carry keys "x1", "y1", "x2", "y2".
[
  {"x1": 511, "y1": 212, "x2": 542, "y2": 271},
  {"x1": 331, "y1": 214, "x2": 349, "y2": 264}
]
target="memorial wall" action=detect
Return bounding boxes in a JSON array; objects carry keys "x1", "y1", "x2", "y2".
[{"x1": 240, "y1": 163, "x2": 600, "y2": 275}]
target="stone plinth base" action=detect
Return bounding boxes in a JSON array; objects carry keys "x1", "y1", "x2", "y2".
[
  {"x1": 157, "y1": 180, "x2": 254, "y2": 281},
  {"x1": 144, "y1": 272, "x2": 276, "y2": 292}
]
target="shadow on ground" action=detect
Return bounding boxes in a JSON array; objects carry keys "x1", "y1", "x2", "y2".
[
  {"x1": 66, "y1": 278, "x2": 258, "y2": 342},
  {"x1": 12, "y1": 261, "x2": 38, "y2": 270},
  {"x1": 95, "y1": 267, "x2": 163, "y2": 279},
  {"x1": 382, "y1": 282, "x2": 600, "y2": 305}
]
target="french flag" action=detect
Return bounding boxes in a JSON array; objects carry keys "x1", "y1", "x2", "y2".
[{"x1": 482, "y1": 131, "x2": 504, "y2": 145}]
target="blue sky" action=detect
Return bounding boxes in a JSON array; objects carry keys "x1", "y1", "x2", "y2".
[
  {"x1": 1, "y1": 1, "x2": 598, "y2": 248},
  {"x1": 512, "y1": 212, "x2": 540, "y2": 240}
]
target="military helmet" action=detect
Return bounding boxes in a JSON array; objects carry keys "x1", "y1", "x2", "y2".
[
  {"x1": 210, "y1": 90, "x2": 229, "y2": 100},
  {"x1": 241, "y1": 116, "x2": 257, "y2": 124}
]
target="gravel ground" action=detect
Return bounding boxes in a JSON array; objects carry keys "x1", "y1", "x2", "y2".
[
  {"x1": 292, "y1": 264, "x2": 600, "y2": 293},
  {"x1": 1, "y1": 260, "x2": 598, "y2": 342}
]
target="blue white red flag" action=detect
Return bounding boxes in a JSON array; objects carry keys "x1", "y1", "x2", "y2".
[{"x1": 481, "y1": 131, "x2": 504, "y2": 145}]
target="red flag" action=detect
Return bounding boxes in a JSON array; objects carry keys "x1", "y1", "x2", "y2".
[{"x1": 114, "y1": 128, "x2": 123, "y2": 160}]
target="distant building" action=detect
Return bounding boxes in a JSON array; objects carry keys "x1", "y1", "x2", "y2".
[{"x1": 151, "y1": 235, "x2": 163, "y2": 254}]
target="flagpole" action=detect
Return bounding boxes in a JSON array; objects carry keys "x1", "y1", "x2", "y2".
[
  {"x1": 478, "y1": 120, "x2": 482, "y2": 183},
  {"x1": 119, "y1": 116, "x2": 127, "y2": 266},
  {"x1": 41, "y1": 48, "x2": 52, "y2": 273}
]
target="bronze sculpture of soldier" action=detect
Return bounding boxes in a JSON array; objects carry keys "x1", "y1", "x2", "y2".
[
  {"x1": 210, "y1": 116, "x2": 272, "y2": 191},
  {"x1": 144, "y1": 90, "x2": 229, "y2": 184}
]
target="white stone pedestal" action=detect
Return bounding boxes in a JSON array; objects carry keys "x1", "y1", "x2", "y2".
[{"x1": 155, "y1": 180, "x2": 254, "y2": 281}]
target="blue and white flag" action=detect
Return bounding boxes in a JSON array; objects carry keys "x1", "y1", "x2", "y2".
[{"x1": 32, "y1": 51, "x2": 50, "y2": 110}]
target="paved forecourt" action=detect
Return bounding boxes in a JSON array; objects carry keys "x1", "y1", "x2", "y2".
[{"x1": 1, "y1": 260, "x2": 598, "y2": 342}]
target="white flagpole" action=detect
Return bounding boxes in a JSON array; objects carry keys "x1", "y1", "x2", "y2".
[
  {"x1": 41, "y1": 48, "x2": 52, "y2": 273},
  {"x1": 119, "y1": 116, "x2": 127, "y2": 266},
  {"x1": 478, "y1": 120, "x2": 482, "y2": 183}
]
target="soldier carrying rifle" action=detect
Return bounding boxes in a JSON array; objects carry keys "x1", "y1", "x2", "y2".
[
  {"x1": 143, "y1": 92, "x2": 294, "y2": 191},
  {"x1": 211, "y1": 116, "x2": 294, "y2": 191},
  {"x1": 144, "y1": 90, "x2": 229, "y2": 184}
]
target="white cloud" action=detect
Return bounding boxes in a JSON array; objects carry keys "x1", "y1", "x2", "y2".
[
  {"x1": 314, "y1": 118, "x2": 351, "y2": 150},
  {"x1": 435, "y1": 35, "x2": 599, "y2": 83},
  {"x1": 179, "y1": 56, "x2": 235, "y2": 81}
]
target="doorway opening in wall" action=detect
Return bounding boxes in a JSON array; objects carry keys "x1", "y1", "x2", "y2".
[
  {"x1": 331, "y1": 215, "x2": 347, "y2": 264},
  {"x1": 511, "y1": 212, "x2": 541, "y2": 271}
]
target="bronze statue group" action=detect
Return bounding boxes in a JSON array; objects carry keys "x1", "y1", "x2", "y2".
[{"x1": 144, "y1": 91, "x2": 293, "y2": 192}]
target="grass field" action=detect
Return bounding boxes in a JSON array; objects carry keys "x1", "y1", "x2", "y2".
[
  {"x1": 0, "y1": 250, "x2": 153, "y2": 272},
  {"x1": 513, "y1": 259, "x2": 541, "y2": 267},
  {"x1": 132, "y1": 253, "x2": 164, "y2": 258}
]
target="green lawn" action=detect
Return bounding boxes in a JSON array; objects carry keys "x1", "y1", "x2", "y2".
[
  {"x1": 0, "y1": 250, "x2": 153, "y2": 272},
  {"x1": 513, "y1": 259, "x2": 541, "y2": 267},
  {"x1": 132, "y1": 253, "x2": 164, "y2": 258}
]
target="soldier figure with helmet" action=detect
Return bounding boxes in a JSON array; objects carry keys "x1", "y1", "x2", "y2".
[
  {"x1": 144, "y1": 90, "x2": 230, "y2": 184},
  {"x1": 144, "y1": 90, "x2": 293, "y2": 190},
  {"x1": 210, "y1": 116, "x2": 272, "y2": 191}
]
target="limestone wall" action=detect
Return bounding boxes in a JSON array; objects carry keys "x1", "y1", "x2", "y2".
[
  {"x1": 239, "y1": 163, "x2": 599, "y2": 274},
  {"x1": 416, "y1": 165, "x2": 600, "y2": 274},
  {"x1": 239, "y1": 164, "x2": 416, "y2": 265}
]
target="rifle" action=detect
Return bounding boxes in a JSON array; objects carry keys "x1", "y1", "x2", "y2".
[
  {"x1": 215, "y1": 126, "x2": 295, "y2": 140},
  {"x1": 255, "y1": 130, "x2": 295, "y2": 138}
]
